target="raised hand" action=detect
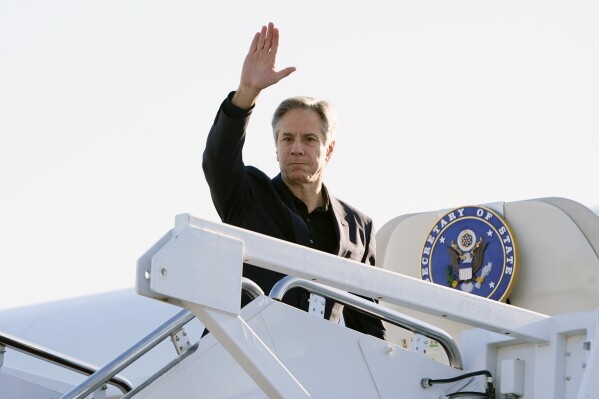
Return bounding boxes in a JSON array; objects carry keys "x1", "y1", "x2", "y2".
[{"x1": 233, "y1": 22, "x2": 296, "y2": 109}]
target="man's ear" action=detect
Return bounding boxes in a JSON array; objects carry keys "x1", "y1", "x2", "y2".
[{"x1": 326, "y1": 140, "x2": 336, "y2": 162}]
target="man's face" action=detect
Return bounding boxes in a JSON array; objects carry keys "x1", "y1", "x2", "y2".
[{"x1": 275, "y1": 109, "x2": 335, "y2": 186}]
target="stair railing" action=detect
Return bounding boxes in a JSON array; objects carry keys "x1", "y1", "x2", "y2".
[{"x1": 269, "y1": 275, "x2": 463, "y2": 369}]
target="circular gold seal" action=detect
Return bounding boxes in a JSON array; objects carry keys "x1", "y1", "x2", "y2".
[{"x1": 420, "y1": 205, "x2": 518, "y2": 302}]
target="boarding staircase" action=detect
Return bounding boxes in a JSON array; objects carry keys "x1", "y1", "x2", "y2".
[{"x1": 1, "y1": 197, "x2": 599, "y2": 398}]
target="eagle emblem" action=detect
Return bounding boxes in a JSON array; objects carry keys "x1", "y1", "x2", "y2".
[{"x1": 420, "y1": 205, "x2": 518, "y2": 302}]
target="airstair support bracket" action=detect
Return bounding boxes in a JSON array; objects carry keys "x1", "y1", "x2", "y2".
[
  {"x1": 137, "y1": 217, "x2": 244, "y2": 315},
  {"x1": 183, "y1": 301, "x2": 311, "y2": 399}
]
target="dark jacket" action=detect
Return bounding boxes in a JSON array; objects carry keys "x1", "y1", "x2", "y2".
[{"x1": 202, "y1": 92, "x2": 386, "y2": 339}]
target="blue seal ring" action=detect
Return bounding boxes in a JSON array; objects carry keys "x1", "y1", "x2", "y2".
[{"x1": 420, "y1": 205, "x2": 518, "y2": 302}]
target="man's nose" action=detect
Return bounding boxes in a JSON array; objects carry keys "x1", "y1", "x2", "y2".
[{"x1": 291, "y1": 140, "x2": 304, "y2": 154}]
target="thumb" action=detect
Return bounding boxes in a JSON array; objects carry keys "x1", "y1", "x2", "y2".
[{"x1": 276, "y1": 66, "x2": 297, "y2": 80}]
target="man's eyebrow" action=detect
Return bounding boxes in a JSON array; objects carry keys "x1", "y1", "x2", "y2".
[{"x1": 280, "y1": 131, "x2": 319, "y2": 136}]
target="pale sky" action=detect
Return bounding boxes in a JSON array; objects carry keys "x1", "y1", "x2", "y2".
[{"x1": 1, "y1": 0, "x2": 598, "y2": 311}]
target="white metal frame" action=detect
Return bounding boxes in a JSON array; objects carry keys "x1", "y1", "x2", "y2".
[{"x1": 136, "y1": 214, "x2": 555, "y2": 398}]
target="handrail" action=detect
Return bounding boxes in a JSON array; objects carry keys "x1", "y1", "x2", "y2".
[
  {"x1": 241, "y1": 278, "x2": 266, "y2": 301},
  {"x1": 59, "y1": 308, "x2": 193, "y2": 399},
  {"x1": 59, "y1": 278, "x2": 265, "y2": 399},
  {"x1": 269, "y1": 276, "x2": 463, "y2": 369},
  {"x1": 0, "y1": 331, "x2": 133, "y2": 394}
]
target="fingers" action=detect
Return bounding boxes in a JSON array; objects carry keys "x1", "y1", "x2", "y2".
[
  {"x1": 264, "y1": 22, "x2": 276, "y2": 50},
  {"x1": 253, "y1": 22, "x2": 276, "y2": 52},
  {"x1": 248, "y1": 32, "x2": 260, "y2": 54},
  {"x1": 257, "y1": 24, "x2": 268, "y2": 51},
  {"x1": 270, "y1": 24, "x2": 280, "y2": 53}
]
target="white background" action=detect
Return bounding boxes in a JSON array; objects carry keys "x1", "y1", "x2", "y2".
[{"x1": 1, "y1": 0, "x2": 598, "y2": 311}]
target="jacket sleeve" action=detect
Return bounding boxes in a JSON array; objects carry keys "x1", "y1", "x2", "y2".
[{"x1": 202, "y1": 92, "x2": 254, "y2": 223}]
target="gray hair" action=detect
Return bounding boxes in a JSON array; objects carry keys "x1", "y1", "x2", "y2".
[{"x1": 271, "y1": 96, "x2": 337, "y2": 144}]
